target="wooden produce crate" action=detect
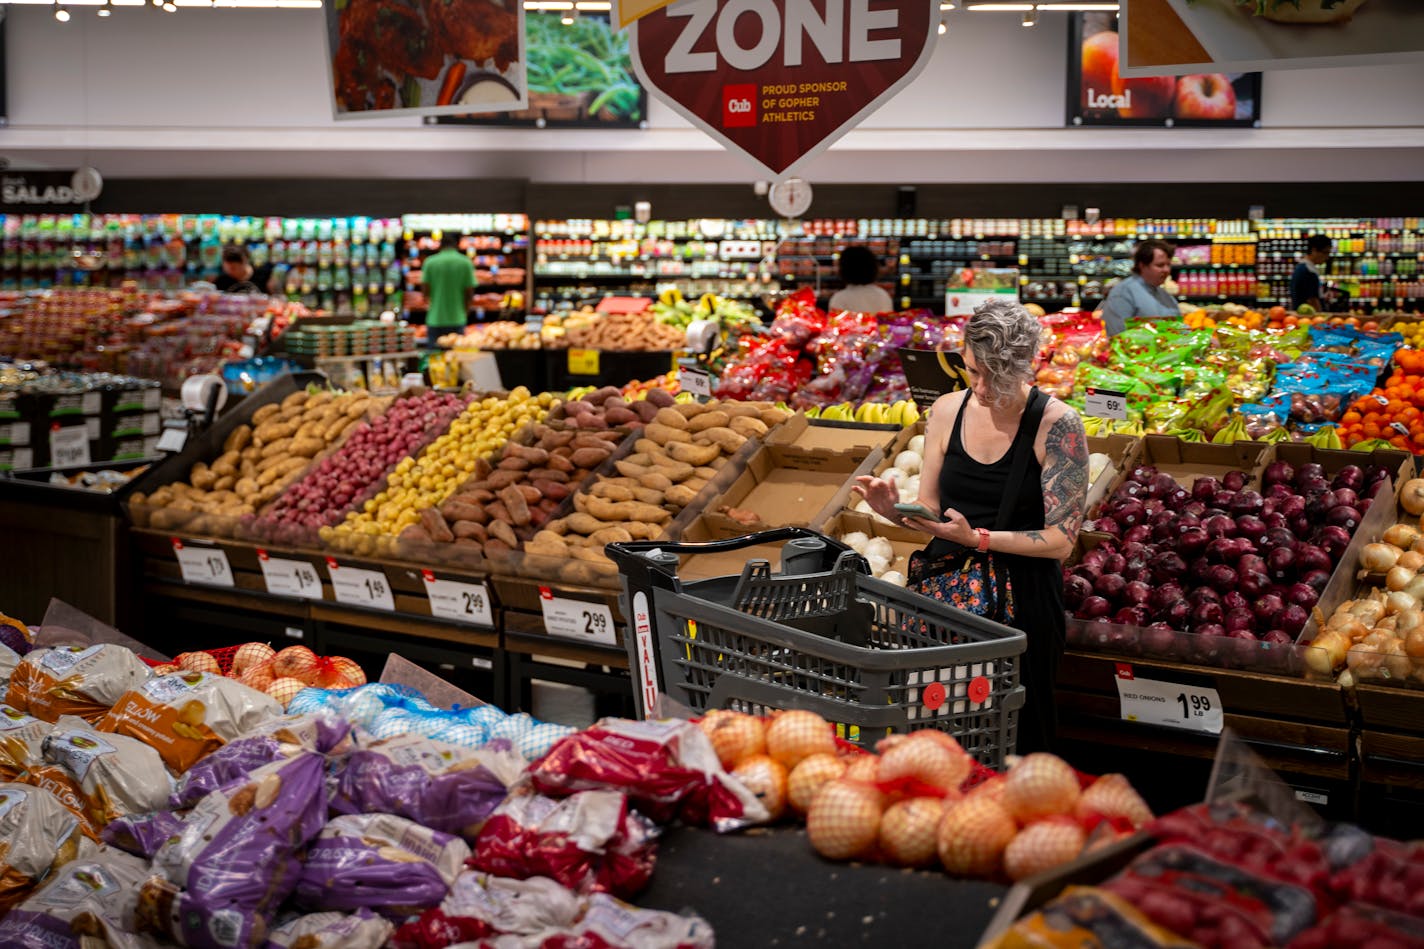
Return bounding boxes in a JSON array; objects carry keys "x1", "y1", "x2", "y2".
[
  {"x1": 1085, "y1": 433, "x2": 1143, "y2": 517},
  {"x1": 1054, "y1": 649, "x2": 1354, "y2": 816},
  {"x1": 1095, "y1": 434, "x2": 1272, "y2": 505},
  {"x1": 764, "y1": 414, "x2": 899, "y2": 470}
]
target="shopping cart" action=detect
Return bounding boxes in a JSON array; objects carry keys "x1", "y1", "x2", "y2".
[{"x1": 607, "y1": 528, "x2": 1027, "y2": 769}]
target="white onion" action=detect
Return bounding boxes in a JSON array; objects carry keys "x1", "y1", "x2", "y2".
[
  {"x1": 841, "y1": 531, "x2": 871, "y2": 555},
  {"x1": 908, "y1": 435, "x2": 925, "y2": 454},
  {"x1": 865, "y1": 537, "x2": 894, "y2": 562},
  {"x1": 881, "y1": 571, "x2": 907, "y2": 588},
  {"x1": 882, "y1": 467, "x2": 908, "y2": 488},
  {"x1": 867, "y1": 553, "x2": 891, "y2": 577},
  {"x1": 895, "y1": 451, "x2": 923, "y2": 475}
]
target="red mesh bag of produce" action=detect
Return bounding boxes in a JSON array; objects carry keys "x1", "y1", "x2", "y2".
[
  {"x1": 1288, "y1": 904, "x2": 1424, "y2": 949},
  {"x1": 472, "y1": 789, "x2": 658, "y2": 898},
  {"x1": 527, "y1": 718, "x2": 768, "y2": 833}
]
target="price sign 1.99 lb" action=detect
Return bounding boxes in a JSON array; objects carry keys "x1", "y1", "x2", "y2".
[
  {"x1": 539, "y1": 586, "x2": 616, "y2": 646},
  {"x1": 49, "y1": 425, "x2": 91, "y2": 468},
  {"x1": 257, "y1": 549, "x2": 323, "y2": 600},
  {"x1": 1084, "y1": 387, "x2": 1129, "y2": 422},
  {"x1": 172, "y1": 539, "x2": 234, "y2": 588},
  {"x1": 1115, "y1": 663, "x2": 1223, "y2": 734},
  {"x1": 422, "y1": 571, "x2": 493, "y2": 627},
  {"x1": 325, "y1": 559, "x2": 394, "y2": 611}
]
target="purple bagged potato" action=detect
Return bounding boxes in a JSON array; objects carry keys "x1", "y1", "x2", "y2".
[
  {"x1": 102, "y1": 809, "x2": 185, "y2": 861},
  {"x1": 169, "y1": 713, "x2": 351, "y2": 811},
  {"x1": 0, "y1": 848, "x2": 151, "y2": 949},
  {"x1": 295, "y1": 812, "x2": 470, "y2": 918},
  {"x1": 265, "y1": 909, "x2": 393, "y2": 949},
  {"x1": 328, "y1": 732, "x2": 523, "y2": 839},
  {"x1": 136, "y1": 751, "x2": 328, "y2": 949}
]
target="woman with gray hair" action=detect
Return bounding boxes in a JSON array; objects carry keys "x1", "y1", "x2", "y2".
[{"x1": 854, "y1": 299, "x2": 1088, "y2": 753}]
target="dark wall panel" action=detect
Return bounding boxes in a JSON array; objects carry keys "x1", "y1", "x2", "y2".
[{"x1": 86, "y1": 177, "x2": 1423, "y2": 221}]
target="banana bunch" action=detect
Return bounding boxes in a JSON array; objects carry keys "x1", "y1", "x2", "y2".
[
  {"x1": 1351, "y1": 437, "x2": 1396, "y2": 452},
  {"x1": 1306, "y1": 425, "x2": 1343, "y2": 450},
  {"x1": 1082, "y1": 416, "x2": 1144, "y2": 437},
  {"x1": 818, "y1": 402, "x2": 857, "y2": 421},
  {"x1": 652, "y1": 289, "x2": 760, "y2": 331},
  {"x1": 1082, "y1": 416, "x2": 1106, "y2": 436},
  {"x1": 1258, "y1": 427, "x2": 1291, "y2": 444},
  {"x1": 1164, "y1": 427, "x2": 1205, "y2": 442},
  {"x1": 1110, "y1": 419, "x2": 1144, "y2": 436},
  {"x1": 849, "y1": 401, "x2": 922, "y2": 426},
  {"x1": 1211, "y1": 413, "x2": 1251, "y2": 445}
]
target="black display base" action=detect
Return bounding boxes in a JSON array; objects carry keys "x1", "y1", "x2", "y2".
[{"x1": 638, "y1": 824, "x2": 1006, "y2": 948}]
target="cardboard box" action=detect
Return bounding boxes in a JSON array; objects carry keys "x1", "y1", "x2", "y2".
[
  {"x1": 822, "y1": 510, "x2": 924, "y2": 581},
  {"x1": 1097, "y1": 435, "x2": 1271, "y2": 502},
  {"x1": 700, "y1": 445, "x2": 877, "y2": 536},
  {"x1": 1085, "y1": 434, "x2": 1142, "y2": 517},
  {"x1": 764, "y1": 414, "x2": 897, "y2": 469}
]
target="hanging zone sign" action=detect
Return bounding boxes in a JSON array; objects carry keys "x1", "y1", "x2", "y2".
[{"x1": 626, "y1": 0, "x2": 937, "y2": 180}]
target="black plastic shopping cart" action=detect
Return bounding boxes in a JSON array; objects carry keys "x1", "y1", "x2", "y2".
[{"x1": 607, "y1": 528, "x2": 1027, "y2": 769}]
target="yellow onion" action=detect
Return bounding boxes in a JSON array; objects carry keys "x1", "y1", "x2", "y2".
[
  {"x1": 1402, "y1": 478, "x2": 1424, "y2": 516},
  {"x1": 700, "y1": 711, "x2": 767, "y2": 771},
  {"x1": 1384, "y1": 523, "x2": 1423, "y2": 550},
  {"x1": 1384, "y1": 639, "x2": 1413, "y2": 679},
  {"x1": 1407, "y1": 627, "x2": 1424, "y2": 660},
  {"x1": 230, "y1": 642, "x2": 276, "y2": 677},
  {"x1": 879, "y1": 797, "x2": 945, "y2": 867},
  {"x1": 1002, "y1": 754, "x2": 1081, "y2": 823},
  {"x1": 1363, "y1": 543, "x2": 1403, "y2": 574},
  {"x1": 1403, "y1": 574, "x2": 1424, "y2": 602},
  {"x1": 938, "y1": 796, "x2": 1017, "y2": 878},
  {"x1": 787, "y1": 753, "x2": 846, "y2": 815},
  {"x1": 731, "y1": 754, "x2": 789, "y2": 822},
  {"x1": 1386, "y1": 566, "x2": 1416, "y2": 593},
  {"x1": 1396, "y1": 610, "x2": 1424, "y2": 637},
  {"x1": 765, "y1": 710, "x2": 836, "y2": 769},
  {"x1": 265, "y1": 676, "x2": 308, "y2": 708},
  {"x1": 807, "y1": 780, "x2": 883, "y2": 861},
  {"x1": 1004, "y1": 818, "x2": 1088, "y2": 882},
  {"x1": 1350, "y1": 598, "x2": 1387, "y2": 627},
  {"x1": 1385, "y1": 591, "x2": 1419, "y2": 617},
  {"x1": 1400, "y1": 551, "x2": 1424, "y2": 572},
  {"x1": 1305, "y1": 630, "x2": 1349, "y2": 676},
  {"x1": 175, "y1": 651, "x2": 220, "y2": 675}
]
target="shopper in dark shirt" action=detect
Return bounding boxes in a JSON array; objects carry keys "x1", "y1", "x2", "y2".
[
  {"x1": 214, "y1": 245, "x2": 274, "y2": 294},
  {"x1": 1290, "y1": 235, "x2": 1332, "y2": 311}
]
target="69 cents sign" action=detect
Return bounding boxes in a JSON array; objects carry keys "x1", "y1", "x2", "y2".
[{"x1": 626, "y1": 0, "x2": 937, "y2": 180}]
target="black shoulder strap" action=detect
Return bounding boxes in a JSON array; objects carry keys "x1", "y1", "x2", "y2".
[{"x1": 994, "y1": 388, "x2": 1048, "y2": 532}]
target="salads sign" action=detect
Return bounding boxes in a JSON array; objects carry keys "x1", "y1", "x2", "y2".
[
  {"x1": 2, "y1": 171, "x2": 103, "y2": 212},
  {"x1": 625, "y1": 0, "x2": 938, "y2": 180}
]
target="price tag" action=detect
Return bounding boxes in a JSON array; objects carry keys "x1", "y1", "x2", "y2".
[
  {"x1": 539, "y1": 586, "x2": 616, "y2": 646},
  {"x1": 257, "y1": 549, "x2": 323, "y2": 600},
  {"x1": 680, "y1": 366, "x2": 712, "y2": 399},
  {"x1": 325, "y1": 559, "x2": 394, "y2": 611},
  {"x1": 155, "y1": 427, "x2": 189, "y2": 453},
  {"x1": 421, "y1": 571, "x2": 493, "y2": 626},
  {"x1": 1115, "y1": 665, "x2": 1222, "y2": 734},
  {"x1": 1083, "y1": 387, "x2": 1129, "y2": 422},
  {"x1": 49, "y1": 425, "x2": 90, "y2": 468},
  {"x1": 171, "y1": 539, "x2": 234, "y2": 588},
  {"x1": 567, "y1": 348, "x2": 600, "y2": 376}
]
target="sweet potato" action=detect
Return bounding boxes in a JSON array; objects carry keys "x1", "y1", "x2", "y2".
[
  {"x1": 587, "y1": 497, "x2": 671, "y2": 524},
  {"x1": 668, "y1": 441, "x2": 720, "y2": 466},
  {"x1": 443, "y1": 500, "x2": 486, "y2": 524},
  {"x1": 497, "y1": 456, "x2": 531, "y2": 471},
  {"x1": 532, "y1": 479, "x2": 569, "y2": 501},
  {"x1": 486, "y1": 469, "x2": 525, "y2": 490},
  {"x1": 420, "y1": 508, "x2": 455, "y2": 543},
  {"x1": 729, "y1": 416, "x2": 770, "y2": 438},
  {"x1": 570, "y1": 447, "x2": 611, "y2": 469},
  {"x1": 695, "y1": 427, "x2": 747, "y2": 454},
  {"x1": 688, "y1": 411, "x2": 731, "y2": 433},
  {"x1": 454, "y1": 520, "x2": 487, "y2": 542},
  {"x1": 563, "y1": 512, "x2": 612, "y2": 535},
  {"x1": 589, "y1": 526, "x2": 634, "y2": 546},
  {"x1": 646, "y1": 423, "x2": 691, "y2": 446},
  {"x1": 488, "y1": 519, "x2": 518, "y2": 548},
  {"x1": 666, "y1": 484, "x2": 700, "y2": 508},
  {"x1": 647, "y1": 459, "x2": 694, "y2": 482},
  {"x1": 505, "y1": 443, "x2": 550, "y2": 466},
  {"x1": 637, "y1": 471, "x2": 673, "y2": 492},
  {"x1": 593, "y1": 482, "x2": 635, "y2": 502},
  {"x1": 653, "y1": 408, "x2": 689, "y2": 429},
  {"x1": 527, "y1": 468, "x2": 568, "y2": 484}
]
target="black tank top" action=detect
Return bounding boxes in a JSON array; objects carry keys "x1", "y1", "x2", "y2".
[{"x1": 935, "y1": 388, "x2": 1047, "y2": 536}]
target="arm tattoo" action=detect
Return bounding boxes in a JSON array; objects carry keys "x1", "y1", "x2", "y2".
[{"x1": 1041, "y1": 411, "x2": 1089, "y2": 545}]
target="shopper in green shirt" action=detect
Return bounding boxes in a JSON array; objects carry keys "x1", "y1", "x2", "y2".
[{"x1": 422, "y1": 231, "x2": 475, "y2": 333}]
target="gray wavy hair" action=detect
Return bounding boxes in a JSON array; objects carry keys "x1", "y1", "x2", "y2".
[{"x1": 965, "y1": 299, "x2": 1040, "y2": 409}]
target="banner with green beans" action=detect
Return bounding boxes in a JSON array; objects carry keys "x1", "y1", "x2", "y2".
[{"x1": 433, "y1": 13, "x2": 646, "y2": 128}]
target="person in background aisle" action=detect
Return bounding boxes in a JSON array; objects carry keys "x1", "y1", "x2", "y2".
[
  {"x1": 1098, "y1": 239, "x2": 1178, "y2": 336},
  {"x1": 1291, "y1": 234, "x2": 1333, "y2": 311},
  {"x1": 853, "y1": 300, "x2": 1087, "y2": 754},
  {"x1": 421, "y1": 231, "x2": 475, "y2": 338},
  {"x1": 828, "y1": 245, "x2": 895, "y2": 313},
  {"x1": 214, "y1": 245, "x2": 274, "y2": 294}
]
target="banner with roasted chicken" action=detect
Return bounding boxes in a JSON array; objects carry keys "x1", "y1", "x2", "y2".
[
  {"x1": 326, "y1": 0, "x2": 528, "y2": 118},
  {"x1": 1119, "y1": 0, "x2": 1424, "y2": 76}
]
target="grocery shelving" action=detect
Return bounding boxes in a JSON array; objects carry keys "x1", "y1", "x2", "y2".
[{"x1": 401, "y1": 213, "x2": 529, "y2": 322}]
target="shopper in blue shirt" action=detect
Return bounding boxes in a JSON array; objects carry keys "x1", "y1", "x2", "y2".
[
  {"x1": 1290, "y1": 235, "x2": 1332, "y2": 311},
  {"x1": 1099, "y1": 240, "x2": 1179, "y2": 337}
]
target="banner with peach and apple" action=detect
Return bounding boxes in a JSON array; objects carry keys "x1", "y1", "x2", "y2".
[{"x1": 1068, "y1": 12, "x2": 1261, "y2": 128}]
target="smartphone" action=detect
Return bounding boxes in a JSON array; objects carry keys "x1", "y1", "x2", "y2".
[{"x1": 893, "y1": 502, "x2": 945, "y2": 523}]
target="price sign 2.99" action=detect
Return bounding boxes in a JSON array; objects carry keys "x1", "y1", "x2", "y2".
[
  {"x1": 1084, "y1": 387, "x2": 1129, "y2": 422},
  {"x1": 422, "y1": 571, "x2": 494, "y2": 627},
  {"x1": 539, "y1": 586, "x2": 616, "y2": 646}
]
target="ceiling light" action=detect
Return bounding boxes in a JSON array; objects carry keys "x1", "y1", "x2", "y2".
[
  {"x1": 939, "y1": 0, "x2": 956, "y2": 7},
  {"x1": 96, "y1": 5, "x2": 110, "y2": 12},
  {"x1": 937, "y1": 20, "x2": 946, "y2": 33},
  {"x1": 1036, "y1": 2, "x2": 1118, "y2": 8},
  {"x1": 162, "y1": 2, "x2": 175, "y2": 10},
  {"x1": 1022, "y1": 7, "x2": 1038, "y2": 25},
  {"x1": 965, "y1": 3, "x2": 1034, "y2": 9},
  {"x1": 573, "y1": 0, "x2": 609, "y2": 8},
  {"x1": 560, "y1": 10, "x2": 574, "y2": 22},
  {"x1": 54, "y1": 6, "x2": 70, "y2": 18}
]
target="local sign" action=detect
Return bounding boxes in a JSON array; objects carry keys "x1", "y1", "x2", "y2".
[{"x1": 627, "y1": 0, "x2": 937, "y2": 180}]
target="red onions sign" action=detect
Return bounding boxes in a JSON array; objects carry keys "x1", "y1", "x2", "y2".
[{"x1": 629, "y1": 0, "x2": 937, "y2": 179}]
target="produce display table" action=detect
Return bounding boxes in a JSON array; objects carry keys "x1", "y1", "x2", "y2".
[
  {"x1": 130, "y1": 527, "x2": 625, "y2": 715},
  {"x1": 1054, "y1": 647, "x2": 1356, "y2": 818},
  {"x1": 638, "y1": 824, "x2": 1006, "y2": 949}
]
